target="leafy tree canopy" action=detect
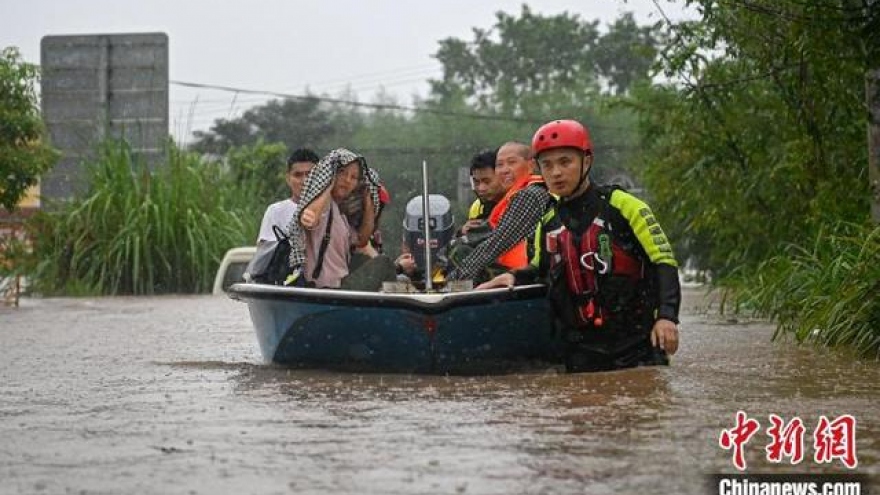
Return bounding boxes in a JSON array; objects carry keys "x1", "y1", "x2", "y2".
[
  {"x1": 428, "y1": 6, "x2": 661, "y2": 115},
  {"x1": 189, "y1": 96, "x2": 356, "y2": 155},
  {"x1": 634, "y1": 0, "x2": 877, "y2": 276},
  {"x1": 0, "y1": 47, "x2": 58, "y2": 212}
]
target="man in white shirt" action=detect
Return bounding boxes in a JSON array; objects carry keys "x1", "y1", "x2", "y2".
[{"x1": 257, "y1": 148, "x2": 319, "y2": 244}]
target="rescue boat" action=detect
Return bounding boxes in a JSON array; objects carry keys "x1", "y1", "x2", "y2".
[
  {"x1": 229, "y1": 162, "x2": 558, "y2": 374},
  {"x1": 227, "y1": 282, "x2": 557, "y2": 374}
]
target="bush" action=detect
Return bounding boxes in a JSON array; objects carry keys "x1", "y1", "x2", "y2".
[
  {"x1": 22, "y1": 140, "x2": 253, "y2": 295},
  {"x1": 733, "y1": 223, "x2": 880, "y2": 359}
]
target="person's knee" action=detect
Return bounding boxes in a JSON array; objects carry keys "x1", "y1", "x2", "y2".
[
  {"x1": 341, "y1": 255, "x2": 397, "y2": 291},
  {"x1": 564, "y1": 339, "x2": 668, "y2": 373},
  {"x1": 564, "y1": 347, "x2": 614, "y2": 373}
]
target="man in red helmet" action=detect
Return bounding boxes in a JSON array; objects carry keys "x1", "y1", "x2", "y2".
[{"x1": 479, "y1": 119, "x2": 681, "y2": 372}]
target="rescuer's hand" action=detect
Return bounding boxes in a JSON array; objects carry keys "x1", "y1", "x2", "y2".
[
  {"x1": 651, "y1": 318, "x2": 679, "y2": 355},
  {"x1": 475, "y1": 272, "x2": 515, "y2": 290}
]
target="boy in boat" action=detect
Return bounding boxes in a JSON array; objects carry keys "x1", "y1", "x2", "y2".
[
  {"x1": 246, "y1": 149, "x2": 319, "y2": 285},
  {"x1": 447, "y1": 148, "x2": 508, "y2": 283},
  {"x1": 447, "y1": 141, "x2": 552, "y2": 284},
  {"x1": 257, "y1": 148, "x2": 318, "y2": 244},
  {"x1": 461, "y1": 148, "x2": 504, "y2": 232},
  {"x1": 478, "y1": 120, "x2": 681, "y2": 373}
]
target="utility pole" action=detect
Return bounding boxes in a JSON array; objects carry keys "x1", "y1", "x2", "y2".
[{"x1": 870, "y1": 69, "x2": 880, "y2": 223}]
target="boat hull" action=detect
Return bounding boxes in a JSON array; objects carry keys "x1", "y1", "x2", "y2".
[{"x1": 228, "y1": 283, "x2": 559, "y2": 374}]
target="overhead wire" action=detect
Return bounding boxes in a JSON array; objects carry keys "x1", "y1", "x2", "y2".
[
  {"x1": 172, "y1": 71, "x2": 440, "y2": 118},
  {"x1": 169, "y1": 79, "x2": 636, "y2": 131},
  {"x1": 276, "y1": 63, "x2": 441, "y2": 93},
  {"x1": 649, "y1": 0, "x2": 758, "y2": 182},
  {"x1": 169, "y1": 62, "x2": 444, "y2": 122}
]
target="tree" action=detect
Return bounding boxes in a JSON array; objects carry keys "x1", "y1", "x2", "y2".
[
  {"x1": 634, "y1": 0, "x2": 874, "y2": 276},
  {"x1": 594, "y1": 13, "x2": 663, "y2": 95},
  {"x1": 189, "y1": 96, "x2": 350, "y2": 155},
  {"x1": 428, "y1": 6, "x2": 661, "y2": 115},
  {"x1": 430, "y1": 5, "x2": 599, "y2": 115},
  {"x1": 0, "y1": 47, "x2": 58, "y2": 212},
  {"x1": 224, "y1": 139, "x2": 289, "y2": 202}
]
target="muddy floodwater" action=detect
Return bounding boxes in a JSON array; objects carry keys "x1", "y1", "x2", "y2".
[{"x1": 0, "y1": 288, "x2": 877, "y2": 494}]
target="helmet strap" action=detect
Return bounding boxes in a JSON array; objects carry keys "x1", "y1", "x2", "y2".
[{"x1": 569, "y1": 152, "x2": 592, "y2": 198}]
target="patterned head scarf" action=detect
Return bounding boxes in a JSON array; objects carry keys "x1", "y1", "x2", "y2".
[{"x1": 286, "y1": 148, "x2": 381, "y2": 273}]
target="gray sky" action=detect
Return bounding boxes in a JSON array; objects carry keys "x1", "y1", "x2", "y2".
[{"x1": 3, "y1": 0, "x2": 694, "y2": 142}]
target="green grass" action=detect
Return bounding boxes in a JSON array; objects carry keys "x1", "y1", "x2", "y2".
[
  {"x1": 22, "y1": 140, "x2": 256, "y2": 295},
  {"x1": 732, "y1": 222, "x2": 880, "y2": 359}
]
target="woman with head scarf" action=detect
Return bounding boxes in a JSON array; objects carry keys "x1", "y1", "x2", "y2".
[{"x1": 285, "y1": 148, "x2": 394, "y2": 290}]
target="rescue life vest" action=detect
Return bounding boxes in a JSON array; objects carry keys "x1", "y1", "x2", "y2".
[
  {"x1": 488, "y1": 174, "x2": 544, "y2": 269},
  {"x1": 545, "y1": 191, "x2": 646, "y2": 329}
]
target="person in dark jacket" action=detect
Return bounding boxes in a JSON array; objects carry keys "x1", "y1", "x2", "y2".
[
  {"x1": 478, "y1": 119, "x2": 681, "y2": 373},
  {"x1": 463, "y1": 148, "x2": 504, "y2": 227}
]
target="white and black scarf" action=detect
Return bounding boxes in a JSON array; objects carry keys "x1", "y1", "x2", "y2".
[{"x1": 286, "y1": 148, "x2": 381, "y2": 272}]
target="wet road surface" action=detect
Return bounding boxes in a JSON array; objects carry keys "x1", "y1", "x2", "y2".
[{"x1": 0, "y1": 289, "x2": 876, "y2": 494}]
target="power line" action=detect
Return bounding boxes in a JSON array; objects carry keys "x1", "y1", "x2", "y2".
[
  {"x1": 301, "y1": 66, "x2": 442, "y2": 94},
  {"x1": 350, "y1": 145, "x2": 636, "y2": 155},
  {"x1": 169, "y1": 65, "x2": 441, "y2": 108},
  {"x1": 169, "y1": 79, "x2": 635, "y2": 132},
  {"x1": 276, "y1": 63, "x2": 441, "y2": 93},
  {"x1": 171, "y1": 73, "x2": 438, "y2": 116},
  {"x1": 780, "y1": 0, "x2": 872, "y2": 13},
  {"x1": 694, "y1": 64, "x2": 801, "y2": 90}
]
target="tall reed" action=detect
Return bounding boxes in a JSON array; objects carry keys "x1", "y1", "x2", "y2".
[
  {"x1": 27, "y1": 140, "x2": 253, "y2": 294},
  {"x1": 735, "y1": 222, "x2": 880, "y2": 359}
]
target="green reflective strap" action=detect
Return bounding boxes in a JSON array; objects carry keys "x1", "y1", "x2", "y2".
[{"x1": 598, "y1": 232, "x2": 612, "y2": 266}]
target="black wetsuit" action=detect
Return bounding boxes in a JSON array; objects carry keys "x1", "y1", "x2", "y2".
[{"x1": 513, "y1": 184, "x2": 681, "y2": 373}]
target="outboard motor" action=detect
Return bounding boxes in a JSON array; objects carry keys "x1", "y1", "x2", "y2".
[{"x1": 403, "y1": 194, "x2": 455, "y2": 272}]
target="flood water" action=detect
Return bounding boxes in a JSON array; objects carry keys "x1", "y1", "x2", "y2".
[{"x1": 0, "y1": 288, "x2": 877, "y2": 494}]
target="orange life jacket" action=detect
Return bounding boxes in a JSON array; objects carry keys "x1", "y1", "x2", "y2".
[{"x1": 488, "y1": 174, "x2": 544, "y2": 269}]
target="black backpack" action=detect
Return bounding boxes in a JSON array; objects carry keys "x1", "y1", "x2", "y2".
[{"x1": 247, "y1": 226, "x2": 293, "y2": 285}]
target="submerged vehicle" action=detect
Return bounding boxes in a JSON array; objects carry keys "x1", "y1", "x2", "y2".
[{"x1": 213, "y1": 246, "x2": 257, "y2": 295}]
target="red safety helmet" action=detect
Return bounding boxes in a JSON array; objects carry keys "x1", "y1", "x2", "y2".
[{"x1": 531, "y1": 119, "x2": 592, "y2": 156}]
